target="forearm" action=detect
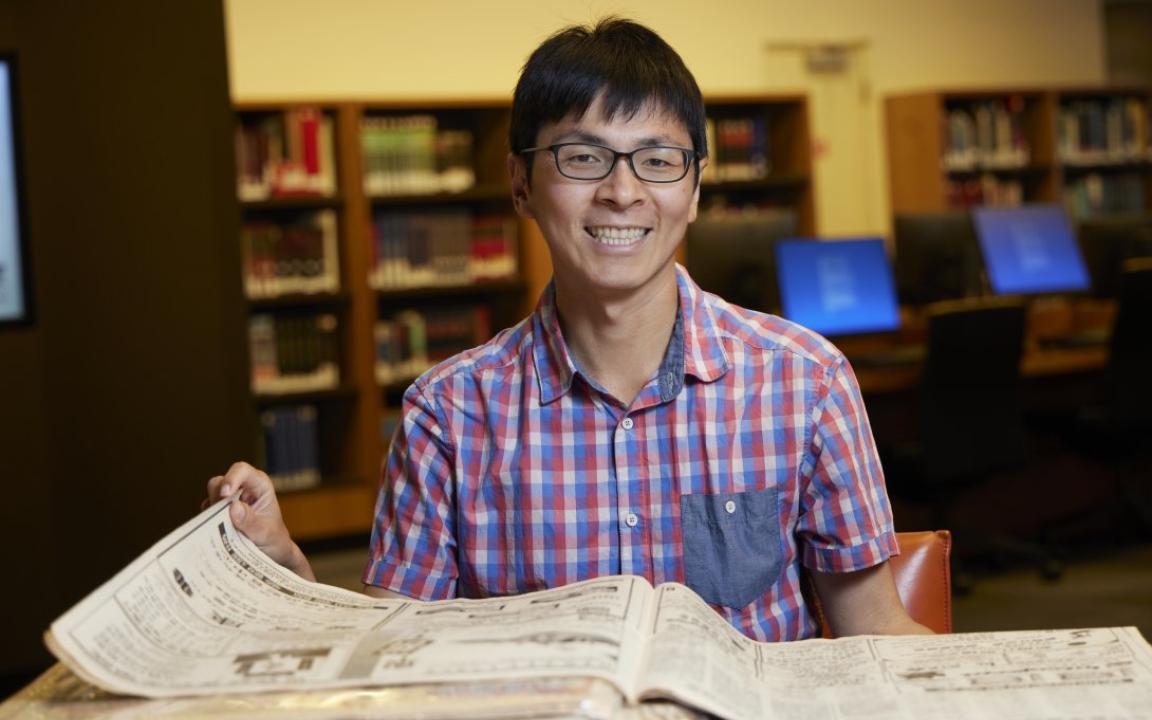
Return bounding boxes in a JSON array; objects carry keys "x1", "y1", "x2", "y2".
[{"x1": 811, "y1": 561, "x2": 935, "y2": 637}]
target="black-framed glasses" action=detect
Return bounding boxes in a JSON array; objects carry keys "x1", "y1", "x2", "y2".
[{"x1": 520, "y1": 142, "x2": 696, "y2": 183}]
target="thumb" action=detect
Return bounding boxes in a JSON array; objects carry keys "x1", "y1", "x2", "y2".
[
  {"x1": 229, "y1": 499, "x2": 251, "y2": 530},
  {"x1": 230, "y1": 499, "x2": 281, "y2": 549}
]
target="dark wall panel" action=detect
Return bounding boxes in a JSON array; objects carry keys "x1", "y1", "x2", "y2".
[{"x1": 0, "y1": 0, "x2": 250, "y2": 680}]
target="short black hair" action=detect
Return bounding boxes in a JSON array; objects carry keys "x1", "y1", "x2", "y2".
[{"x1": 509, "y1": 18, "x2": 707, "y2": 162}]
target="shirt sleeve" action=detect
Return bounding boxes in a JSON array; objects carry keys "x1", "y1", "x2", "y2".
[
  {"x1": 362, "y1": 381, "x2": 459, "y2": 600},
  {"x1": 796, "y1": 356, "x2": 899, "y2": 573}
]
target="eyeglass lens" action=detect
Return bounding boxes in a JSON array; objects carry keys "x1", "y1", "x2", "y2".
[{"x1": 554, "y1": 144, "x2": 689, "y2": 182}]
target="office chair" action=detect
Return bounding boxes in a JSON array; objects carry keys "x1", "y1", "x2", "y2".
[
  {"x1": 1103, "y1": 258, "x2": 1152, "y2": 443},
  {"x1": 1060, "y1": 259, "x2": 1152, "y2": 536},
  {"x1": 883, "y1": 299, "x2": 1062, "y2": 589},
  {"x1": 812, "y1": 530, "x2": 953, "y2": 637}
]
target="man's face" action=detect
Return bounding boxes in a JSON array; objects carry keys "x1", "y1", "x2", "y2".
[{"x1": 510, "y1": 94, "x2": 700, "y2": 301}]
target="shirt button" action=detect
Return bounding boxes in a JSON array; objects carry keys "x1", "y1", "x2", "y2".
[
  {"x1": 725, "y1": 500, "x2": 736, "y2": 514},
  {"x1": 625, "y1": 512, "x2": 639, "y2": 527},
  {"x1": 621, "y1": 417, "x2": 634, "y2": 430}
]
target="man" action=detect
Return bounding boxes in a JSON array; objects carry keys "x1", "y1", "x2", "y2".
[{"x1": 208, "y1": 17, "x2": 930, "y2": 641}]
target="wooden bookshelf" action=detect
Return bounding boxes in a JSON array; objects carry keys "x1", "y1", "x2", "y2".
[
  {"x1": 698, "y1": 95, "x2": 816, "y2": 232},
  {"x1": 885, "y1": 88, "x2": 1152, "y2": 218},
  {"x1": 233, "y1": 95, "x2": 816, "y2": 541},
  {"x1": 232, "y1": 101, "x2": 525, "y2": 540}
]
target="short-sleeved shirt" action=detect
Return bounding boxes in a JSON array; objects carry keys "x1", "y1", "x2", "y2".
[{"x1": 363, "y1": 265, "x2": 898, "y2": 641}]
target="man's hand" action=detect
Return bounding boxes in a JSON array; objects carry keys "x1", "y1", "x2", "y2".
[{"x1": 204, "y1": 462, "x2": 316, "y2": 582}]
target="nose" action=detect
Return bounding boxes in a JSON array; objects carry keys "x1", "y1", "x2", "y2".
[{"x1": 594, "y1": 155, "x2": 645, "y2": 208}]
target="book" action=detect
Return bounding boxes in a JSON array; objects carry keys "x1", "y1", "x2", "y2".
[
  {"x1": 1059, "y1": 96, "x2": 1149, "y2": 165},
  {"x1": 248, "y1": 312, "x2": 340, "y2": 395},
  {"x1": 43, "y1": 498, "x2": 1152, "y2": 719},
  {"x1": 941, "y1": 98, "x2": 1029, "y2": 171},
  {"x1": 242, "y1": 209, "x2": 340, "y2": 298},
  {"x1": 370, "y1": 209, "x2": 518, "y2": 290},
  {"x1": 361, "y1": 114, "x2": 476, "y2": 196},
  {"x1": 258, "y1": 404, "x2": 322, "y2": 493},
  {"x1": 374, "y1": 305, "x2": 490, "y2": 385},
  {"x1": 705, "y1": 115, "x2": 770, "y2": 183},
  {"x1": 235, "y1": 107, "x2": 337, "y2": 201}
]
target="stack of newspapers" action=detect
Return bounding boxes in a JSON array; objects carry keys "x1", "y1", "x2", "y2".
[{"x1": 8, "y1": 497, "x2": 1152, "y2": 719}]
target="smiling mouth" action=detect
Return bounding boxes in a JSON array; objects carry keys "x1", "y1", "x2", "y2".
[{"x1": 586, "y1": 226, "x2": 649, "y2": 246}]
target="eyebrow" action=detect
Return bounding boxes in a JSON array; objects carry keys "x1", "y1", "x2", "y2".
[{"x1": 549, "y1": 129, "x2": 686, "y2": 148}]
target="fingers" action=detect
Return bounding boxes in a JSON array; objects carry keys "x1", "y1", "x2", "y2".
[
  {"x1": 228, "y1": 497, "x2": 295, "y2": 566},
  {"x1": 229, "y1": 498, "x2": 251, "y2": 533},
  {"x1": 206, "y1": 475, "x2": 227, "y2": 503},
  {"x1": 205, "y1": 462, "x2": 273, "y2": 505},
  {"x1": 205, "y1": 465, "x2": 302, "y2": 576},
  {"x1": 230, "y1": 499, "x2": 272, "y2": 544},
  {"x1": 205, "y1": 462, "x2": 279, "y2": 523}
]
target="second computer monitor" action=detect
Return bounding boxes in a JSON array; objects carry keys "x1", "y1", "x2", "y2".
[
  {"x1": 685, "y1": 210, "x2": 798, "y2": 313},
  {"x1": 1076, "y1": 214, "x2": 1152, "y2": 298},
  {"x1": 775, "y1": 237, "x2": 901, "y2": 337},
  {"x1": 972, "y1": 204, "x2": 1091, "y2": 296},
  {"x1": 892, "y1": 211, "x2": 984, "y2": 305}
]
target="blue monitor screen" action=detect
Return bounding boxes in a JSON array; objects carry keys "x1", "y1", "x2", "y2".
[
  {"x1": 972, "y1": 204, "x2": 1091, "y2": 295},
  {"x1": 775, "y1": 237, "x2": 901, "y2": 337}
]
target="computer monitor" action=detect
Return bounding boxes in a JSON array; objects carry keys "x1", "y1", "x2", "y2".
[
  {"x1": 972, "y1": 204, "x2": 1091, "y2": 296},
  {"x1": 685, "y1": 210, "x2": 798, "y2": 313},
  {"x1": 774, "y1": 237, "x2": 902, "y2": 337},
  {"x1": 0, "y1": 53, "x2": 30, "y2": 325},
  {"x1": 892, "y1": 211, "x2": 983, "y2": 305},
  {"x1": 1075, "y1": 214, "x2": 1152, "y2": 298}
]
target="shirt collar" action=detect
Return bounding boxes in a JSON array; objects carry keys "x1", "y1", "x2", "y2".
[
  {"x1": 675, "y1": 263, "x2": 731, "y2": 384},
  {"x1": 531, "y1": 265, "x2": 731, "y2": 405}
]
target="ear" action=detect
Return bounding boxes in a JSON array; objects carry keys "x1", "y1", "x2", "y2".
[{"x1": 507, "y1": 152, "x2": 535, "y2": 219}]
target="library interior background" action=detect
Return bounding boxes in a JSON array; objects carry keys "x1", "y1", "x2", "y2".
[{"x1": 1, "y1": 0, "x2": 1151, "y2": 695}]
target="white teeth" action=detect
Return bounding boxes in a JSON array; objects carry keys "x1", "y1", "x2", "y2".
[{"x1": 588, "y1": 227, "x2": 647, "y2": 245}]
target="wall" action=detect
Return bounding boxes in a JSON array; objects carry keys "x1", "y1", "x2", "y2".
[
  {"x1": 225, "y1": 0, "x2": 1107, "y2": 236},
  {"x1": 0, "y1": 0, "x2": 250, "y2": 682},
  {"x1": 1104, "y1": 0, "x2": 1152, "y2": 85}
]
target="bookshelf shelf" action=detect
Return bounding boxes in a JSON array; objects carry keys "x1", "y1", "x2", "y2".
[
  {"x1": 374, "y1": 279, "x2": 525, "y2": 301},
  {"x1": 701, "y1": 173, "x2": 810, "y2": 192},
  {"x1": 248, "y1": 291, "x2": 350, "y2": 310},
  {"x1": 379, "y1": 377, "x2": 420, "y2": 394},
  {"x1": 253, "y1": 384, "x2": 359, "y2": 406},
  {"x1": 695, "y1": 95, "x2": 816, "y2": 233},
  {"x1": 232, "y1": 94, "x2": 816, "y2": 542},
  {"x1": 944, "y1": 165, "x2": 1051, "y2": 178},
  {"x1": 367, "y1": 184, "x2": 511, "y2": 206},
  {"x1": 1060, "y1": 160, "x2": 1152, "y2": 173},
  {"x1": 241, "y1": 195, "x2": 345, "y2": 210},
  {"x1": 886, "y1": 88, "x2": 1152, "y2": 218},
  {"x1": 280, "y1": 474, "x2": 363, "y2": 495}
]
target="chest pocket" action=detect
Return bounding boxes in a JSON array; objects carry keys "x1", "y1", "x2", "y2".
[{"x1": 680, "y1": 487, "x2": 784, "y2": 609}]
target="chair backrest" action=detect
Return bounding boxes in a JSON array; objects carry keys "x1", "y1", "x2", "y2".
[
  {"x1": 815, "y1": 530, "x2": 953, "y2": 638},
  {"x1": 920, "y1": 299, "x2": 1027, "y2": 480},
  {"x1": 887, "y1": 530, "x2": 953, "y2": 634}
]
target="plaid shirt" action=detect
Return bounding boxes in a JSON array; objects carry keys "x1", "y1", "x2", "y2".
[{"x1": 364, "y1": 266, "x2": 897, "y2": 641}]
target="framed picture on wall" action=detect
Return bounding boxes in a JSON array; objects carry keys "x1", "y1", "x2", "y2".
[{"x1": 0, "y1": 51, "x2": 32, "y2": 326}]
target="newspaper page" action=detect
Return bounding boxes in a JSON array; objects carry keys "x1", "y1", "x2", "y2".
[
  {"x1": 0, "y1": 665, "x2": 627, "y2": 720},
  {"x1": 637, "y1": 582, "x2": 1152, "y2": 720},
  {"x1": 44, "y1": 497, "x2": 1152, "y2": 719},
  {"x1": 46, "y1": 497, "x2": 655, "y2": 700}
]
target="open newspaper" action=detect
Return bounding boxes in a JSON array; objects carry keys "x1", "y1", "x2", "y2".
[{"x1": 44, "y1": 496, "x2": 1152, "y2": 720}]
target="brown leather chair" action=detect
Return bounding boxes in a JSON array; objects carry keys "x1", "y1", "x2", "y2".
[{"x1": 812, "y1": 530, "x2": 953, "y2": 637}]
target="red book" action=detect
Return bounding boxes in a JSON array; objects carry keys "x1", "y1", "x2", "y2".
[{"x1": 300, "y1": 108, "x2": 321, "y2": 176}]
